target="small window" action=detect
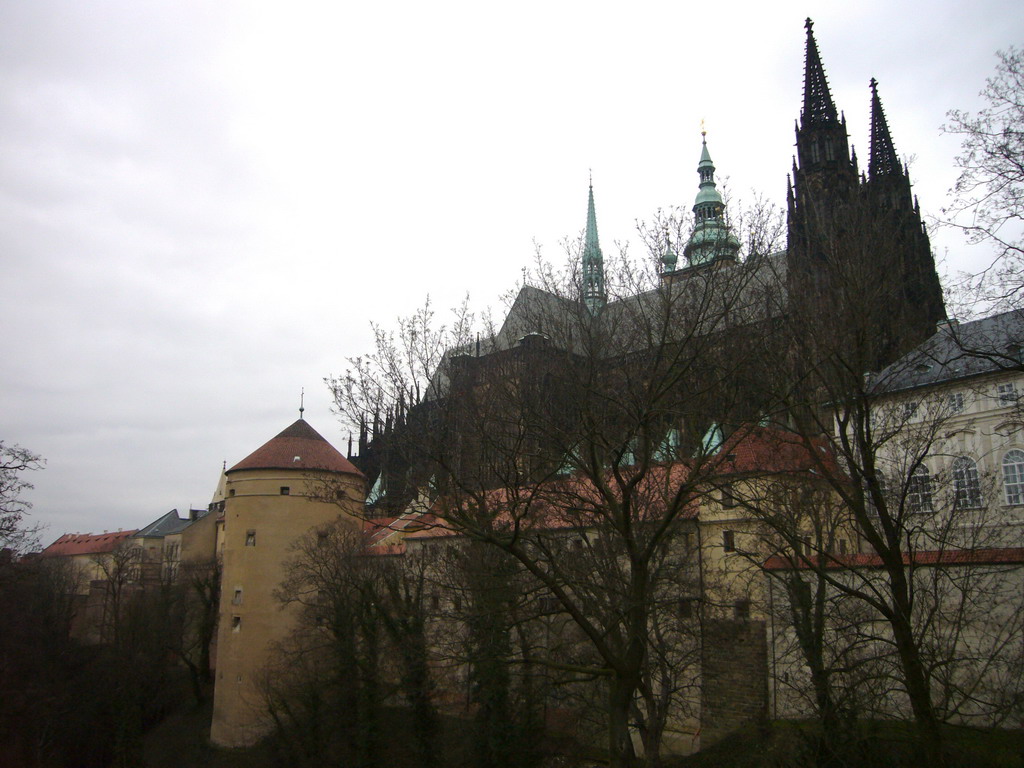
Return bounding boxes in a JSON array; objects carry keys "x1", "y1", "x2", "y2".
[
  {"x1": 997, "y1": 383, "x2": 1017, "y2": 405},
  {"x1": 453, "y1": 596, "x2": 462, "y2": 612},
  {"x1": 723, "y1": 530, "x2": 735, "y2": 552},
  {"x1": 1003, "y1": 449, "x2": 1024, "y2": 505},
  {"x1": 683, "y1": 532, "x2": 693, "y2": 550},
  {"x1": 245, "y1": 530, "x2": 256, "y2": 547},
  {"x1": 280, "y1": 486, "x2": 290, "y2": 496},
  {"x1": 953, "y1": 457, "x2": 982, "y2": 509},
  {"x1": 902, "y1": 401, "x2": 919, "y2": 420},
  {"x1": 947, "y1": 392, "x2": 965, "y2": 414},
  {"x1": 232, "y1": 616, "x2": 241, "y2": 632},
  {"x1": 721, "y1": 484, "x2": 736, "y2": 509},
  {"x1": 317, "y1": 530, "x2": 329, "y2": 546},
  {"x1": 838, "y1": 538, "x2": 848, "y2": 555},
  {"x1": 734, "y1": 599, "x2": 751, "y2": 620},
  {"x1": 431, "y1": 594, "x2": 440, "y2": 610},
  {"x1": 232, "y1": 588, "x2": 243, "y2": 605},
  {"x1": 228, "y1": 488, "x2": 236, "y2": 497}
]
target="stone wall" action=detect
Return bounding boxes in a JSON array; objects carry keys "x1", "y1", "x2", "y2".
[{"x1": 700, "y1": 618, "x2": 768, "y2": 747}]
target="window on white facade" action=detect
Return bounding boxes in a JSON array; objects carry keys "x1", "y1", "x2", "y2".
[
  {"x1": 953, "y1": 457, "x2": 982, "y2": 509},
  {"x1": 947, "y1": 392, "x2": 964, "y2": 414},
  {"x1": 723, "y1": 530, "x2": 735, "y2": 552},
  {"x1": 997, "y1": 382, "x2": 1017, "y2": 405},
  {"x1": 734, "y1": 599, "x2": 751, "y2": 620},
  {"x1": 903, "y1": 401, "x2": 919, "y2": 419},
  {"x1": 1003, "y1": 450, "x2": 1024, "y2": 505},
  {"x1": 721, "y1": 484, "x2": 736, "y2": 508},
  {"x1": 907, "y1": 465, "x2": 933, "y2": 513}
]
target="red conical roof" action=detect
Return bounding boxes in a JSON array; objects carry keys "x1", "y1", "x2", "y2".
[{"x1": 228, "y1": 419, "x2": 362, "y2": 476}]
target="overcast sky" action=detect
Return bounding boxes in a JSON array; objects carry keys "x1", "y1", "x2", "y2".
[{"x1": 2, "y1": 0, "x2": 1021, "y2": 544}]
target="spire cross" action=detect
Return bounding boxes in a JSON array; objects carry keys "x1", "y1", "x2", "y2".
[{"x1": 299, "y1": 387, "x2": 305, "y2": 419}]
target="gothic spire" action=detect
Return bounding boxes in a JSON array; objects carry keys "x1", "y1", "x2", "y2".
[
  {"x1": 868, "y1": 78, "x2": 901, "y2": 179},
  {"x1": 581, "y1": 177, "x2": 606, "y2": 313},
  {"x1": 801, "y1": 18, "x2": 838, "y2": 127},
  {"x1": 683, "y1": 131, "x2": 739, "y2": 267}
]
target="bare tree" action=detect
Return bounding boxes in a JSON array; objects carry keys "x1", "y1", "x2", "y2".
[
  {"x1": 942, "y1": 47, "x2": 1024, "y2": 310},
  {"x1": 744, "y1": 187, "x2": 1024, "y2": 764},
  {"x1": 0, "y1": 441, "x2": 43, "y2": 552},
  {"x1": 269, "y1": 520, "x2": 440, "y2": 767},
  {"x1": 329, "y1": 224, "x2": 782, "y2": 766}
]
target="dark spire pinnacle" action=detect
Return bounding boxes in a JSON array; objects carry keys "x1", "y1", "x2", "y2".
[
  {"x1": 868, "y1": 78, "x2": 901, "y2": 179},
  {"x1": 299, "y1": 387, "x2": 305, "y2": 419},
  {"x1": 802, "y1": 18, "x2": 839, "y2": 127}
]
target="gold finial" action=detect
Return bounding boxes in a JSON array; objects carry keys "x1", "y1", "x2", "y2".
[{"x1": 701, "y1": 118, "x2": 707, "y2": 138}]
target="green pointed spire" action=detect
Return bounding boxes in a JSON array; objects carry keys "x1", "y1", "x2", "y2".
[
  {"x1": 582, "y1": 177, "x2": 606, "y2": 313},
  {"x1": 683, "y1": 131, "x2": 740, "y2": 267}
]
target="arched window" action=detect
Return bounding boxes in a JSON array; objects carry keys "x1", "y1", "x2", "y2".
[
  {"x1": 907, "y1": 465, "x2": 933, "y2": 513},
  {"x1": 1003, "y1": 449, "x2": 1024, "y2": 505},
  {"x1": 953, "y1": 457, "x2": 982, "y2": 509}
]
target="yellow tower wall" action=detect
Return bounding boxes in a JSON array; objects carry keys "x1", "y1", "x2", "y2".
[{"x1": 209, "y1": 468, "x2": 363, "y2": 747}]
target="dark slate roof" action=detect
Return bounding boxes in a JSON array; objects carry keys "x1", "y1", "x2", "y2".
[
  {"x1": 228, "y1": 418, "x2": 362, "y2": 476},
  {"x1": 134, "y1": 509, "x2": 191, "y2": 539},
  {"x1": 874, "y1": 310, "x2": 1024, "y2": 394}
]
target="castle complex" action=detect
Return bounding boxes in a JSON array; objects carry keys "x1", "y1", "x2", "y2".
[{"x1": 38, "y1": 20, "x2": 1024, "y2": 760}]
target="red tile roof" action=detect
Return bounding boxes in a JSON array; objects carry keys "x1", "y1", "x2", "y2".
[
  {"x1": 228, "y1": 419, "x2": 362, "y2": 476},
  {"x1": 41, "y1": 530, "x2": 139, "y2": 557},
  {"x1": 408, "y1": 425, "x2": 831, "y2": 539}
]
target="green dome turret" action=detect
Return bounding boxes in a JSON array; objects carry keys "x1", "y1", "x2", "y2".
[{"x1": 683, "y1": 131, "x2": 740, "y2": 267}]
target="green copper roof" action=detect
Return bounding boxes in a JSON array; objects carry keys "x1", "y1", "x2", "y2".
[
  {"x1": 698, "y1": 138, "x2": 714, "y2": 168},
  {"x1": 581, "y1": 180, "x2": 606, "y2": 313},
  {"x1": 584, "y1": 183, "x2": 601, "y2": 263},
  {"x1": 683, "y1": 132, "x2": 740, "y2": 267}
]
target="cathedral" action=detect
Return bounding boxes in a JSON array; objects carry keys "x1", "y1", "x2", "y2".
[{"x1": 352, "y1": 18, "x2": 947, "y2": 506}]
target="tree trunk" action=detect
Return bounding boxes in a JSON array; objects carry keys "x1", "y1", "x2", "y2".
[
  {"x1": 607, "y1": 675, "x2": 637, "y2": 768},
  {"x1": 890, "y1": 615, "x2": 943, "y2": 765}
]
